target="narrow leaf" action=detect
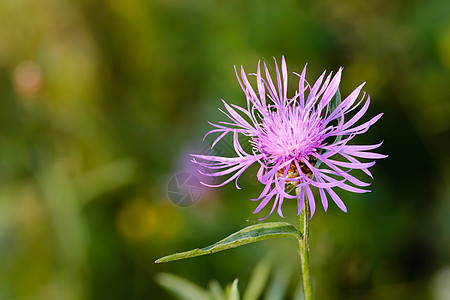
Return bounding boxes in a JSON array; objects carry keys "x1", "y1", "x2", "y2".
[
  {"x1": 243, "y1": 256, "x2": 271, "y2": 300},
  {"x1": 208, "y1": 280, "x2": 225, "y2": 300},
  {"x1": 264, "y1": 265, "x2": 292, "y2": 300},
  {"x1": 155, "y1": 273, "x2": 209, "y2": 300},
  {"x1": 226, "y1": 279, "x2": 240, "y2": 300},
  {"x1": 154, "y1": 222, "x2": 301, "y2": 264}
]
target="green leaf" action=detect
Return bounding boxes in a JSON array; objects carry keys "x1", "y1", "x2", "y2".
[
  {"x1": 154, "y1": 222, "x2": 301, "y2": 264},
  {"x1": 243, "y1": 255, "x2": 271, "y2": 300},
  {"x1": 225, "y1": 279, "x2": 240, "y2": 300},
  {"x1": 155, "y1": 273, "x2": 209, "y2": 300}
]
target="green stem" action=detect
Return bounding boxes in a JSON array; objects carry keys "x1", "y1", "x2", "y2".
[{"x1": 296, "y1": 188, "x2": 313, "y2": 300}]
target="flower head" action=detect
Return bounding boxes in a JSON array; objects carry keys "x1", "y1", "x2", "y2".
[{"x1": 192, "y1": 57, "x2": 386, "y2": 220}]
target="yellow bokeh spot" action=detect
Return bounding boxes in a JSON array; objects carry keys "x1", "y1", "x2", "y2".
[
  {"x1": 116, "y1": 198, "x2": 184, "y2": 242},
  {"x1": 437, "y1": 23, "x2": 450, "y2": 69}
]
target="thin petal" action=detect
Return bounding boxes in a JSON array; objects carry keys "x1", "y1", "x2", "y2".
[
  {"x1": 319, "y1": 188, "x2": 328, "y2": 211},
  {"x1": 257, "y1": 194, "x2": 279, "y2": 221},
  {"x1": 256, "y1": 61, "x2": 266, "y2": 106},
  {"x1": 281, "y1": 56, "x2": 288, "y2": 101},
  {"x1": 345, "y1": 151, "x2": 388, "y2": 159},
  {"x1": 277, "y1": 195, "x2": 284, "y2": 218},
  {"x1": 297, "y1": 187, "x2": 305, "y2": 215},
  {"x1": 305, "y1": 185, "x2": 316, "y2": 219},
  {"x1": 325, "y1": 188, "x2": 347, "y2": 212},
  {"x1": 320, "y1": 68, "x2": 342, "y2": 110}
]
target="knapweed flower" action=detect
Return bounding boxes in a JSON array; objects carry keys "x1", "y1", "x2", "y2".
[{"x1": 192, "y1": 57, "x2": 386, "y2": 220}]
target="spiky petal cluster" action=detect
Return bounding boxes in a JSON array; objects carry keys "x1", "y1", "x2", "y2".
[{"x1": 192, "y1": 57, "x2": 386, "y2": 220}]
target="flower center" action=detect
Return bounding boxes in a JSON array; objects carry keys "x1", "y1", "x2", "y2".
[
  {"x1": 254, "y1": 106, "x2": 323, "y2": 162},
  {"x1": 277, "y1": 156, "x2": 317, "y2": 185}
]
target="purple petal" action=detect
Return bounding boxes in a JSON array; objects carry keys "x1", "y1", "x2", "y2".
[
  {"x1": 325, "y1": 188, "x2": 347, "y2": 212},
  {"x1": 340, "y1": 153, "x2": 374, "y2": 178},
  {"x1": 320, "y1": 68, "x2": 342, "y2": 110},
  {"x1": 305, "y1": 185, "x2": 316, "y2": 219},
  {"x1": 340, "y1": 141, "x2": 384, "y2": 152},
  {"x1": 252, "y1": 180, "x2": 273, "y2": 201},
  {"x1": 307, "y1": 70, "x2": 326, "y2": 104},
  {"x1": 317, "y1": 72, "x2": 333, "y2": 102},
  {"x1": 319, "y1": 187, "x2": 328, "y2": 211},
  {"x1": 323, "y1": 158, "x2": 376, "y2": 170},
  {"x1": 316, "y1": 156, "x2": 371, "y2": 187},
  {"x1": 273, "y1": 57, "x2": 283, "y2": 102},
  {"x1": 340, "y1": 113, "x2": 384, "y2": 135},
  {"x1": 257, "y1": 194, "x2": 279, "y2": 221},
  {"x1": 342, "y1": 96, "x2": 371, "y2": 130},
  {"x1": 345, "y1": 151, "x2": 388, "y2": 159},
  {"x1": 297, "y1": 187, "x2": 305, "y2": 216},
  {"x1": 240, "y1": 65, "x2": 263, "y2": 109},
  {"x1": 297, "y1": 64, "x2": 308, "y2": 107},
  {"x1": 324, "y1": 82, "x2": 365, "y2": 124},
  {"x1": 281, "y1": 56, "x2": 288, "y2": 101},
  {"x1": 264, "y1": 62, "x2": 279, "y2": 105},
  {"x1": 256, "y1": 61, "x2": 266, "y2": 107},
  {"x1": 253, "y1": 191, "x2": 276, "y2": 213},
  {"x1": 277, "y1": 195, "x2": 284, "y2": 218}
]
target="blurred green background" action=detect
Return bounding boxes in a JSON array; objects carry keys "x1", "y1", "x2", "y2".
[{"x1": 1, "y1": 0, "x2": 450, "y2": 299}]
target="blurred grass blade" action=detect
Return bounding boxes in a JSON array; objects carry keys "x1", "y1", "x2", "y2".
[
  {"x1": 225, "y1": 279, "x2": 240, "y2": 300},
  {"x1": 294, "y1": 281, "x2": 304, "y2": 300},
  {"x1": 76, "y1": 158, "x2": 137, "y2": 203},
  {"x1": 243, "y1": 255, "x2": 271, "y2": 300},
  {"x1": 154, "y1": 222, "x2": 301, "y2": 263},
  {"x1": 155, "y1": 273, "x2": 209, "y2": 300},
  {"x1": 264, "y1": 265, "x2": 292, "y2": 300},
  {"x1": 209, "y1": 280, "x2": 225, "y2": 300}
]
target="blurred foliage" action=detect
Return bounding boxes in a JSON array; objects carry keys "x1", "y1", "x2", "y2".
[
  {"x1": 156, "y1": 256, "x2": 291, "y2": 300},
  {"x1": 0, "y1": 0, "x2": 450, "y2": 299}
]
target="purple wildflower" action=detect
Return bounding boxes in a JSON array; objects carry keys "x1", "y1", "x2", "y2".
[{"x1": 192, "y1": 57, "x2": 386, "y2": 220}]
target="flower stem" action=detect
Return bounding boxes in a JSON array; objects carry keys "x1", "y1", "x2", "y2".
[{"x1": 297, "y1": 188, "x2": 313, "y2": 300}]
